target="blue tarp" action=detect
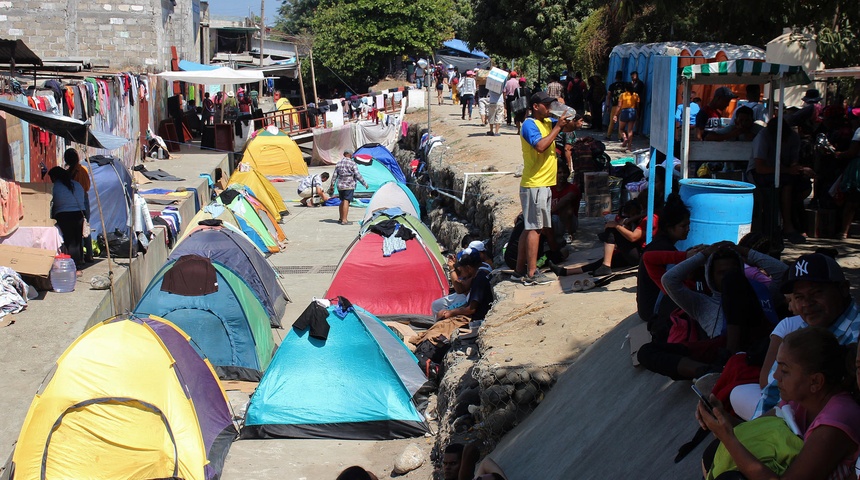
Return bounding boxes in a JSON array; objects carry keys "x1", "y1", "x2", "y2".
[
  {"x1": 442, "y1": 39, "x2": 489, "y2": 59},
  {"x1": 178, "y1": 60, "x2": 220, "y2": 72}
]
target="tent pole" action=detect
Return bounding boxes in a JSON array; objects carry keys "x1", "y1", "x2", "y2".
[{"x1": 82, "y1": 133, "x2": 118, "y2": 316}]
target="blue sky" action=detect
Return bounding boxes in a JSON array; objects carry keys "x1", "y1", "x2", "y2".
[{"x1": 206, "y1": 0, "x2": 269, "y2": 20}]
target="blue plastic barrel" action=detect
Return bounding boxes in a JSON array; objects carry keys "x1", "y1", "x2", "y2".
[{"x1": 674, "y1": 179, "x2": 756, "y2": 251}]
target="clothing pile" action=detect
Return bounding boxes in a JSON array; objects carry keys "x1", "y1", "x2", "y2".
[{"x1": 0, "y1": 267, "x2": 32, "y2": 320}]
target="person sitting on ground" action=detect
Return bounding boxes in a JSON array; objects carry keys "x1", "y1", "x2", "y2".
[
  {"x1": 635, "y1": 192, "x2": 690, "y2": 339},
  {"x1": 591, "y1": 197, "x2": 651, "y2": 277},
  {"x1": 750, "y1": 252, "x2": 860, "y2": 418},
  {"x1": 706, "y1": 106, "x2": 763, "y2": 142},
  {"x1": 696, "y1": 328, "x2": 860, "y2": 480},
  {"x1": 432, "y1": 250, "x2": 478, "y2": 319},
  {"x1": 442, "y1": 443, "x2": 464, "y2": 480},
  {"x1": 336, "y1": 466, "x2": 379, "y2": 480},
  {"x1": 550, "y1": 162, "x2": 582, "y2": 246},
  {"x1": 297, "y1": 171, "x2": 330, "y2": 207},
  {"x1": 637, "y1": 241, "x2": 787, "y2": 381},
  {"x1": 436, "y1": 250, "x2": 493, "y2": 322}
]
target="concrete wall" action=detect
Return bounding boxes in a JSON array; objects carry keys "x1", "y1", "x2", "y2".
[{"x1": 0, "y1": 0, "x2": 199, "y2": 71}]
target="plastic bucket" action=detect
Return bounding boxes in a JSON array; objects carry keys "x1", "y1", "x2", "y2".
[{"x1": 674, "y1": 179, "x2": 755, "y2": 251}]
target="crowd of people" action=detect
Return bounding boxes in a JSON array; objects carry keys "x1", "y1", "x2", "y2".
[{"x1": 426, "y1": 64, "x2": 860, "y2": 478}]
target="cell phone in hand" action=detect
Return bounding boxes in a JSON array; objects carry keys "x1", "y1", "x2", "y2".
[{"x1": 691, "y1": 384, "x2": 714, "y2": 415}]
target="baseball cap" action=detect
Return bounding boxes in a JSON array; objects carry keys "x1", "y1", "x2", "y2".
[
  {"x1": 530, "y1": 91, "x2": 555, "y2": 106},
  {"x1": 714, "y1": 86, "x2": 738, "y2": 99},
  {"x1": 780, "y1": 253, "x2": 846, "y2": 293},
  {"x1": 467, "y1": 240, "x2": 486, "y2": 252}
]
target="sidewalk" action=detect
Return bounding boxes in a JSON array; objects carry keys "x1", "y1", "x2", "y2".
[{"x1": 0, "y1": 144, "x2": 229, "y2": 460}]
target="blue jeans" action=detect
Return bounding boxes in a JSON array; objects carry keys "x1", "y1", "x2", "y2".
[{"x1": 416, "y1": 77, "x2": 424, "y2": 89}]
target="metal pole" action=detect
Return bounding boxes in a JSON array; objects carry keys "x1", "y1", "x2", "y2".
[
  {"x1": 427, "y1": 70, "x2": 431, "y2": 135},
  {"x1": 257, "y1": 0, "x2": 264, "y2": 103}
]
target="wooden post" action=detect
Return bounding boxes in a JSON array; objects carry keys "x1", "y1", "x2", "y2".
[
  {"x1": 309, "y1": 47, "x2": 318, "y2": 103},
  {"x1": 297, "y1": 56, "x2": 307, "y2": 109}
]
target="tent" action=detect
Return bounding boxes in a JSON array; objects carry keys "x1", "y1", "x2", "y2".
[
  {"x1": 354, "y1": 143, "x2": 407, "y2": 183},
  {"x1": 217, "y1": 189, "x2": 280, "y2": 253},
  {"x1": 240, "y1": 302, "x2": 429, "y2": 440},
  {"x1": 435, "y1": 39, "x2": 492, "y2": 73},
  {"x1": 169, "y1": 224, "x2": 290, "y2": 327},
  {"x1": 179, "y1": 203, "x2": 266, "y2": 252},
  {"x1": 134, "y1": 255, "x2": 276, "y2": 381},
  {"x1": 228, "y1": 166, "x2": 289, "y2": 220},
  {"x1": 87, "y1": 154, "x2": 133, "y2": 239},
  {"x1": 344, "y1": 156, "x2": 401, "y2": 198},
  {"x1": 4, "y1": 314, "x2": 236, "y2": 480},
  {"x1": 360, "y1": 181, "x2": 421, "y2": 224},
  {"x1": 607, "y1": 42, "x2": 766, "y2": 135},
  {"x1": 156, "y1": 66, "x2": 264, "y2": 85},
  {"x1": 234, "y1": 186, "x2": 288, "y2": 243},
  {"x1": 326, "y1": 230, "x2": 447, "y2": 323},
  {"x1": 361, "y1": 212, "x2": 444, "y2": 267},
  {"x1": 242, "y1": 129, "x2": 307, "y2": 177}
]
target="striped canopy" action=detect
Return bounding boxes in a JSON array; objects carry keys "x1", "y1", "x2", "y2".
[{"x1": 681, "y1": 60, "x2": 810, "y2": 86}]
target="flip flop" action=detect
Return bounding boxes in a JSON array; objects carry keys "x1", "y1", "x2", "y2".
[
  {"x1": 570, "y1": 279, "x2": 583, "y2": 292},
  {"x1": 582, "y1": 278, "x2": 596, "y2": 291}
]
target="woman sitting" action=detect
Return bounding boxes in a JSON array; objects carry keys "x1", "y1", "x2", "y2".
[{"x1": 696, "y1": 327, "x2": 860, "y2": 480}]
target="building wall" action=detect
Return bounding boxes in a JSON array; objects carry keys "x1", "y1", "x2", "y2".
[{"x1": 0, "y1": 0, "x2": 199, "y2": 71}]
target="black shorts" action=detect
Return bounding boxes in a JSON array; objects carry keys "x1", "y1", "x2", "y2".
[{"x1": 339, "y1": 189, "x2": 355, "y2": 202}]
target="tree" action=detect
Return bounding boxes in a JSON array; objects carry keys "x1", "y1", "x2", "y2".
[
  {"x1": 310, "y1": 0, "x2": 454, "y2": 88},
  {"x1": 275, "y1": 0, "x2": 319, "y2": 35}
]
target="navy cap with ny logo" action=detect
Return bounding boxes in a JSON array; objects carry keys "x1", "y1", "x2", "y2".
[{"x1": 781, "y1": 253, "x2": 846, "y2": 293}]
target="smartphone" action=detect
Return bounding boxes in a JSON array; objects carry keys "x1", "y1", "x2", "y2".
[{"x1": 691, "y1": 384, "x2": 714, "y2": 415}]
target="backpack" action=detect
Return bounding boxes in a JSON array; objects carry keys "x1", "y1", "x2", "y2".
[{"x1": 666, "y1": 308, "x2": 706, "y2": 344}]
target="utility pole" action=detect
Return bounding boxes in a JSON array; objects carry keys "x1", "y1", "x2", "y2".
[{"x1": 258, "y1": 0, "x2": 264, "y2": 100}]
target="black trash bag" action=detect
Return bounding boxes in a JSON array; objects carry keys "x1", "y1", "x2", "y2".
[{"x1": 98, "y1": 229, "x2": 138, "y2": 258}]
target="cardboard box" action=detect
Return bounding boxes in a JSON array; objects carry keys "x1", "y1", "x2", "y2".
[
  {"x1": 585, "y1": 194, "x2": 612, "y2": 217},
  {"x1": 583, "y1": 172, "x2": 609, "y2": 195},
  {"x1": 0, "y1": 244, "x2": 56, "y2": 290},
  {"x1": 19, "y1": 182, "x2": 55, "y2": 227},
  {"x1": 485, "y1": 68, "x2": 509, "y2": 94}
]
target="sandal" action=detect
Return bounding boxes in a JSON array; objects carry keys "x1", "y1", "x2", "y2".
[
  {"x1": 582, "y1": 278, "x2": 596, "y2": 291},
  {"x1": 570, "y1": 279, "x2": 583, "y2": 292}
]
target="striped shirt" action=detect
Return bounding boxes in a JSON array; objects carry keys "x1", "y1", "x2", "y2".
[
  {"x1": 332, "y1": 156, "x2": 366, "y2": 191},
  {"x1": 753, "y1": 302, "x2": 860, "y2": 418}
]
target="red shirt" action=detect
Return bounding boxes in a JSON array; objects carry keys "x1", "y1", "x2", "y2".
[
  {"x1": 550, "y1": 183, "x2": 581, "y2": 215},
  {"x1": 635, "y1": 214, "x2": 659, "y2": 249}
]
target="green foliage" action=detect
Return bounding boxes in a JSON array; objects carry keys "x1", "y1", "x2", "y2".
[
  {"x1": 275, "y1": 0, "x2": 318, "y2": 35},
  {"x1": 309, "y1": 0, "x2": 454, "y2": 86}
]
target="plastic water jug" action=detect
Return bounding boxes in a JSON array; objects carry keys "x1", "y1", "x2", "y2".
[{"x1": 50, "y1": 254, "x2": 76, "y2": 293}]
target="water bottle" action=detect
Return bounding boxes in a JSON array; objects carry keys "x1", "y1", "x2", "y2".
[
  {"x1": 50, "y1": 254, "x2": 76, "y2": 293},
  {"x1": 548, "y1": 100, "x2": 576, "y2": 119}
]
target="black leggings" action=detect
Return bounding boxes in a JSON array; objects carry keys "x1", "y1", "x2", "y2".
[
  {"x1": 598, "y1": 228, "x2": 641, "y2": 267},
  {"x1": 461, "y1": 94, "x2": 474, "y2": 118},
  {"x1": 55, "y1": 211, "x2": 84, "y2": 270}
]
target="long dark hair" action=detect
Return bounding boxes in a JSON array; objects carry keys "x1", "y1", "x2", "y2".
[
  {"x1": 782, "y1": 328, "x2": 856, "y2": 396},
  {"x1": 47, "y1": 166, "x2": 75, "y2": 192},
  {"x1": 657, "y1": 192, "x2": 690, "y2": 234}
]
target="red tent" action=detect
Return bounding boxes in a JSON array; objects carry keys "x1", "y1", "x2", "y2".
[{"x1": 326, "y1": 232, "x2": 447, "y2": 323}]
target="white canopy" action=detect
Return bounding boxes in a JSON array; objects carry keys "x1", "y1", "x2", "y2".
[{"x1": 156, "y1": 66, "x2": 264, "y2": 84}]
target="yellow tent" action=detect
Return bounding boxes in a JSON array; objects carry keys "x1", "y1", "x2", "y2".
[
  {"x1": 6, "y1": 315, "x2": 236, "y2": 480},
  {"x1": 242, "y1": 128, "x2": 308, "y2": 177},
  {"x1": 228, "y1": 166, "x2": 289, "y2": 220}
]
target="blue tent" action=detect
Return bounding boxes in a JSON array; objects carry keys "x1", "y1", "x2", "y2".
[
  {"x1": 339, "y1": 157, "x2": 400, "y2": 198},
  {"x1": 87, "y1": 155, "x2": 133, "y2": 239},
  {"x1": 134, "y1": 255, "x2": 275, "y2": 382},
  {"x1": 240, "y1": 303, "x2": 430, "y2": 440},
  {"x1": 354, "y1": 143, "x2": 406, "y2": 183},
  {"x1": 169, "y1": 225, "x2": 290, "y2": 327}
]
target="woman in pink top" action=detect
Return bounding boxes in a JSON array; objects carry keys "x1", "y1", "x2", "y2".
[{"x1": 697, "y1": 327, "x2": 860, "y2": 480}]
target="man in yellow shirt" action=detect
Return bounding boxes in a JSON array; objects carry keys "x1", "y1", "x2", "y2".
[{"x1": 515, "y1": 91, "x2": 572, "y2": 285}]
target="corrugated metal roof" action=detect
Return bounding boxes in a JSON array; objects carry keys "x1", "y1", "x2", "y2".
[{"x1": 0, "y1": 39, "x2": 42, "y2": 65}]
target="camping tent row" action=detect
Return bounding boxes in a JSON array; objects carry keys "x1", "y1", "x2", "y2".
[
  {"x1": 3, "y1": 314, "x2": 236, "y2": 480},
  {"x1": 327, "y1": 181, "x2": 447, "y2": 325}
]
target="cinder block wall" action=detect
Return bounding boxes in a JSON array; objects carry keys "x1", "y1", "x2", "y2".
[{"x1": 0, "y1": 0, "x2": 199, "y2": 71}]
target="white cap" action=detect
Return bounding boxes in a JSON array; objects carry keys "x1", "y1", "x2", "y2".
[{"x1": 468, "y1": 240, "x2": 486, "y2": 252}]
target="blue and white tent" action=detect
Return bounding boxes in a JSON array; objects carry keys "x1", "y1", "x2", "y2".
[{"x1": 240, "y1": 302, "x2": 430, "y2": 440}]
